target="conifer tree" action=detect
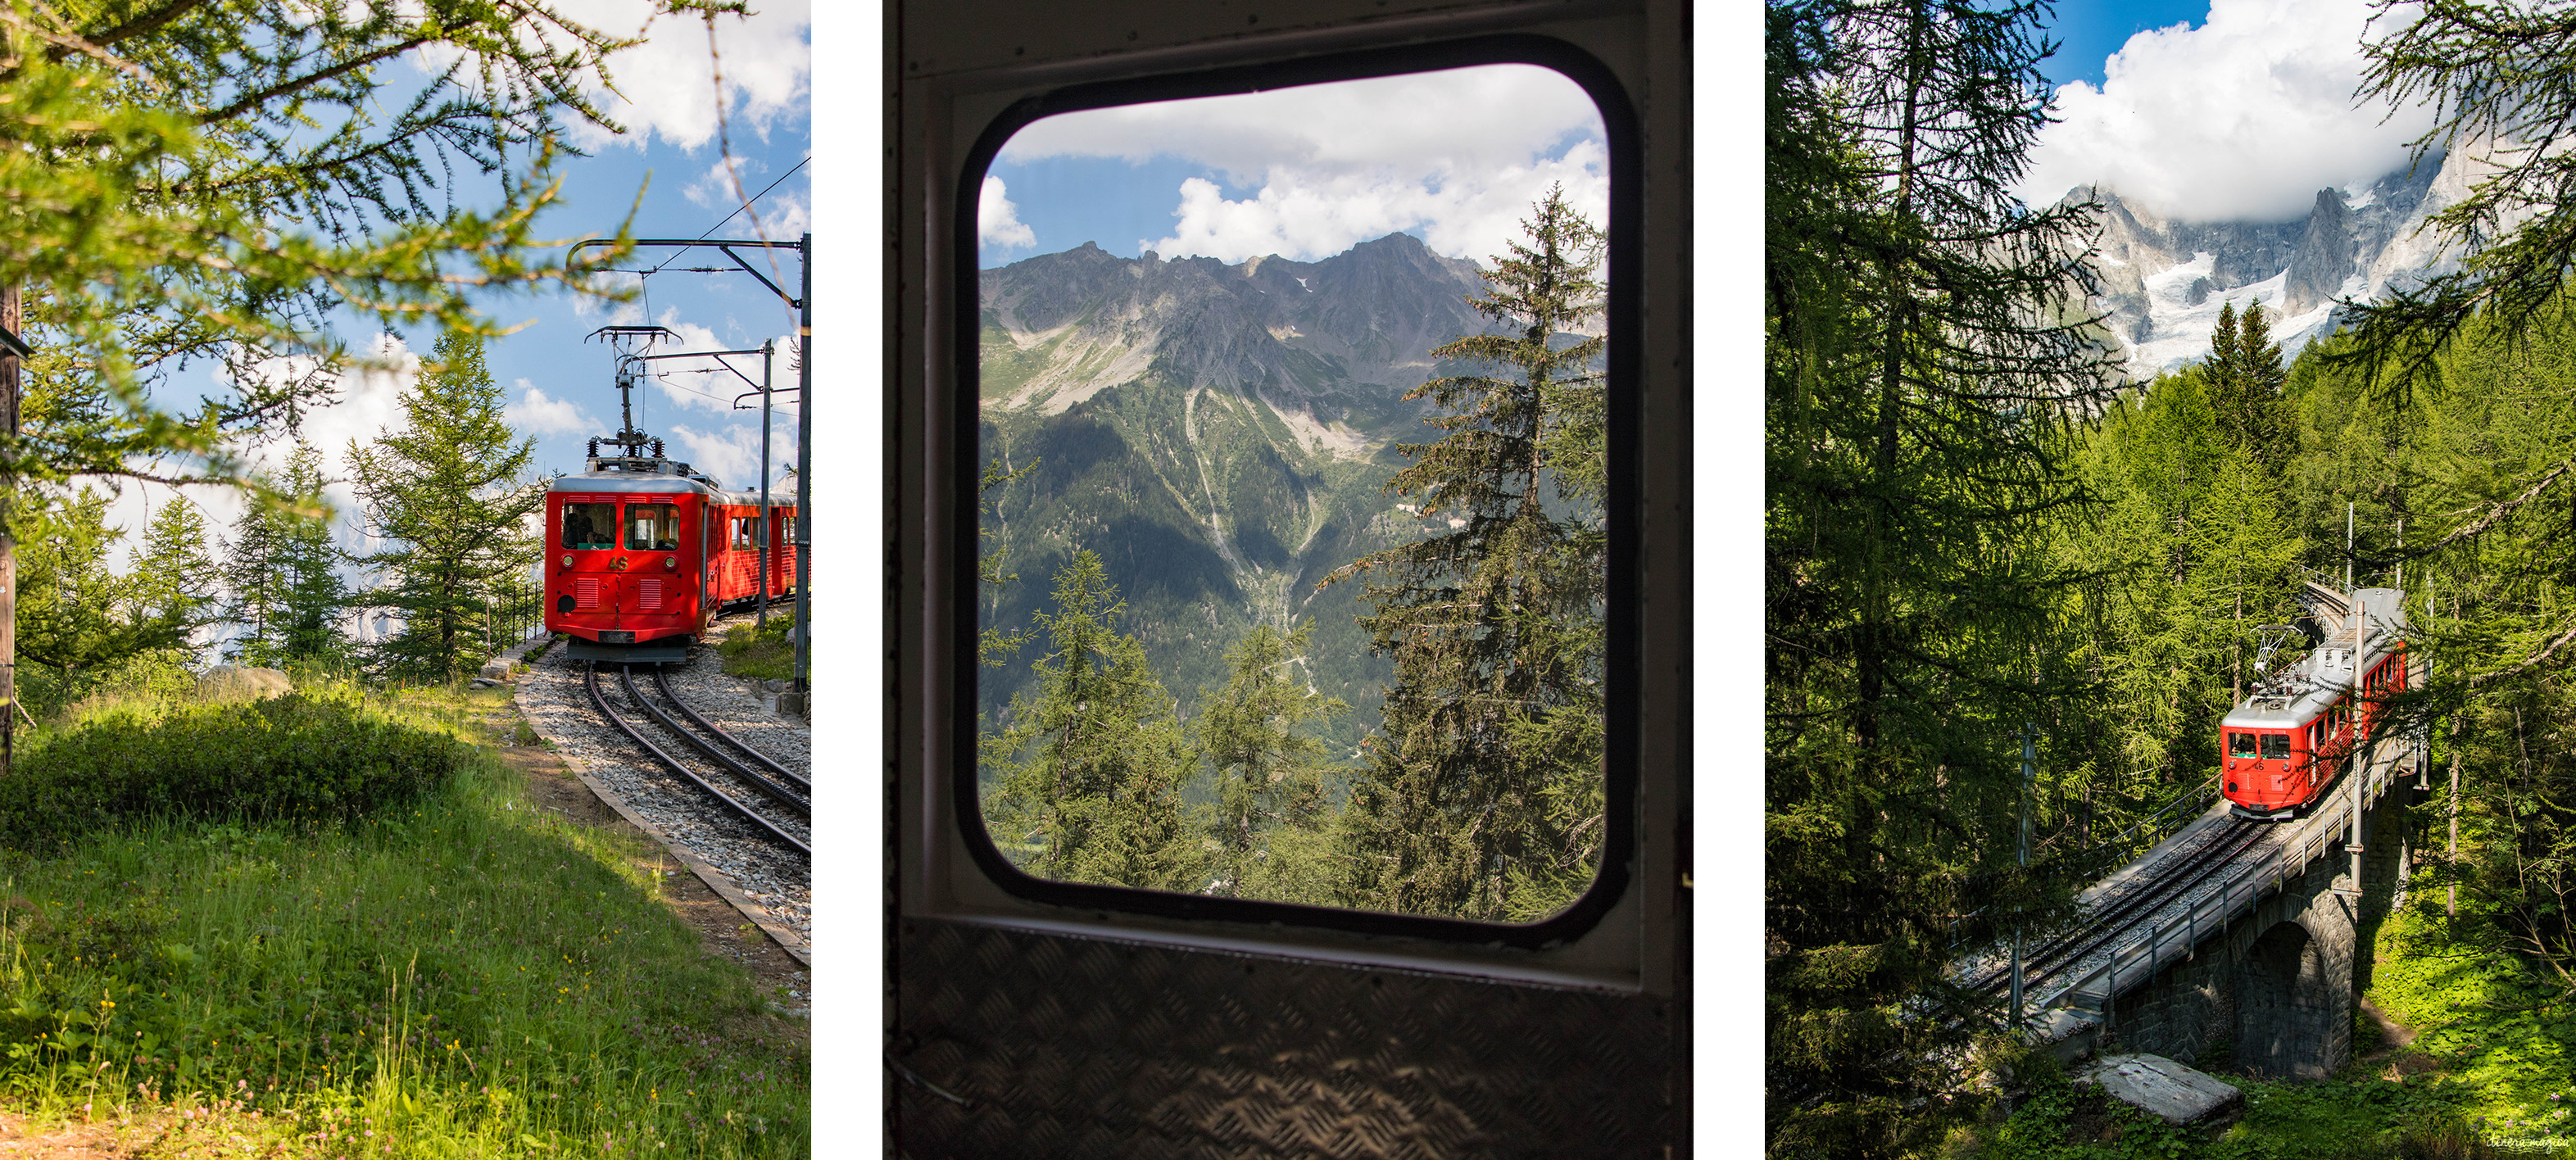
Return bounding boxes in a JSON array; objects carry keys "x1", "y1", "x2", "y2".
[
  {"x1": 15, "y1": 488, "x2": 198, "y2": 712},
  {"x1": 986, "y1": 551, "x2": 1203, "y2": 892},
  {"x1": 2206, "y1": 300, "x2": 2293, "y2": 475},
  {"x1": 126, "y1": 496, "x2": 223, "y2": 672},
  {"x1": 1194, "y1": 620, "x2": 1345, "y2": 899},
  {"x1": 274, "y1": 443, "x2": 352, "y2": 665},
  {"x1": 222, "y1": 442, "x2": 348, "y2": 668},
  {"x1": 348, "y1": 330, "x2": 542, "y2": 681},
  {"x1": 2342, "y1": 0, "x2": 2576, "y2": 387},
  {"x1": 1765, "y1": 0, "x2": 2116, "y2": 1151},
  {"x1": 1321, "y1": 186, "x2": 1607, "y2": 922}
]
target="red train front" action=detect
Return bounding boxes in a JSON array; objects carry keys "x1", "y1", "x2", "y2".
[
  {"x1": 546, "y1": 442, "x2": 799, "y2": 664},
  {"x1": 2222, "y1": 584, "x2": 2409, "y2": 821}
]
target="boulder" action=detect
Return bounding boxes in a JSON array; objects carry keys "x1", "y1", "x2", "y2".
[
  {"x1": 2020, "y1": 1007, "x2": 2103, "y2": 1067},
  {"x1": 197, "y1": 667, "x2": 293, "y2": 702},
  {"x1": 2075, "y1": 1054, "x2": 2243, "y2": 1126}
]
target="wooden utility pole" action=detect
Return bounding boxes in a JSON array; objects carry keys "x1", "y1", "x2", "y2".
[{"x1": 1, "y1": 283, "x2": 19, "y2": 777}]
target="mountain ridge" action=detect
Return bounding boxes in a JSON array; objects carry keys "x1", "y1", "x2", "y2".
[{"x1": 2069, "y1": 145, "x2": 2491, "y2": 378}]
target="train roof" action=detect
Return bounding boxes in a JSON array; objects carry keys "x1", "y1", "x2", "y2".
[
  {"x1": 549, "y1": 471, "x2": 719, "y2": 496},
  {"x1": 2222, "y1": 585, "x2": 2407, "y2": 730},
  {"x1": 546, "y1": 463, "x2": 798, "y2": 510}
]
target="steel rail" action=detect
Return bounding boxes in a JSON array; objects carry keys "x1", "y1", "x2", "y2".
[
  {"x1": 2050, "y1": 740, "x2": 2420, "y2": 1014},
  {"x1": 649, "y1": 668, "x2": 808, "y2": 792},
  {"x1": 585, "y1": 662, "x2": 810, "y2": 856},
  {"x1": 622, "y1": 668, "x2": 810, "y2": 813},
  {"x1": 1974, "y1": 820, "x2": 2269, "y2": 999}
]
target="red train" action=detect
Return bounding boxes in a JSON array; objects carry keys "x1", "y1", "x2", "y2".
[
  {"x1": 546, "y1": 437, "x2": 799, "y2": 663},
  {"x1": 2221, "y1": 582, "x2": 2409, "y2": 820}
]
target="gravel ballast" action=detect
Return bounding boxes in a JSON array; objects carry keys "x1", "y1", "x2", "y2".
[{"x1": 512, "y1": 615, "x2": 813, "y2": 954}]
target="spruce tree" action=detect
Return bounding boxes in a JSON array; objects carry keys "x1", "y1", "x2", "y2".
[
  {"x1": 1321, "y1": 186, "x2": 1607, "y2": 922},
  {"x1": 1193, "y1": 620, "x2": 1345, "y2": 899},
  {"x1": 986, "y1": 551, "x2": 1203, "y2": 892},
  {"x1": 2206, "y1": 301, "x2": 2293, "y2": 475},
  {"x1": 15, "y1": 489, "x2": 125, "y2": 712},
  {"x1": 348, "y1": 330, "x2": 542, "y2": 681},
  {"x1": 222, "y1": 442, "x2": 348, "y2": 668},
  {"x1": 274, "y1": 443, "x2": 352, "y2": 665},
  {"x1": 1766, "y1": 0, "x2": 2116, "y2": 1151},
  {"x1": 126, "y1": 496, "x2": 223, "y2": 672}
]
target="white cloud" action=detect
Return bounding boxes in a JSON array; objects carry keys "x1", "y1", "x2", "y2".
[
  {"x1": 666, "y1": 422, "x2": 796, "y2": 492},
  {"x1": 1000, "y1": 62, "x2": 1607, "y2": 263},
  {"x1": 442, "y1": 0, "x2": 809, "y2": 153},
  {"x1": 1148, "y1": 140, "x2": 1609, "y2": 265},
  {"x1": 980, "y1": 176, "x2": 1036, "y2": 249},
  {"x1": 506, "y1": 381, "x2": 599, "y2": 437},
  {"x1": 2019, "y1": 0, "x2": 2437, "y2": 222},
  {"x1": 100, "y1": 333, "x2": 423, "y2": 572}
]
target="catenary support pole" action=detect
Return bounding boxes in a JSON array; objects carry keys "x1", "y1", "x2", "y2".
[
  {"x1": 757, "y1": 339, "x2": 774, "y2": 628},
  {"x1": 2011, "y1": 721, "x2": 2034, "y2": 1030},
  {"x1": 791, "y1": 232, "x2": 812, "y2": 714},
  {"x1": 0, "y1": 284, "x2": 17, "y2": 778},
  {"x1": 2349, "y1": 503, "x2": 2365, "y2": 893}
]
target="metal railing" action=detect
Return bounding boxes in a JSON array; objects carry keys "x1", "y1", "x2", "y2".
[{"x1": 2048, "y1": 736, "x2": 2418, "y2": 1017}]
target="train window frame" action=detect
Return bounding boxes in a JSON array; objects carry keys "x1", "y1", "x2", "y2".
[
  {"x1": 561, "y1": 503, "x2": 615, "y2": 551},
  {"x1": 732, "y1": 515, "x2": 755, "y2": 552},
  {"x1": 946, "y1": 35, "x2": 1644, "y2": 949}
]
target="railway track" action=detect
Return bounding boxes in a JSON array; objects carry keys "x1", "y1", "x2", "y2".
[
  {"x1": 584, "y1": 659, "x2": 811, "y2": 857},
  {"x1": 1971, "y1": 817, "x2": 2272, "y2": 1000}
]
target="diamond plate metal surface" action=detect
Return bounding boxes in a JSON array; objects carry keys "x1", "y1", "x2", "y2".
[{"x1": 891, "y1": 918, "x2": 1676, "y2": 1158}]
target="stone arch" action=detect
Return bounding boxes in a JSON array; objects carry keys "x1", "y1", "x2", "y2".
[{"x1": 2237, "y1": 920, "x2": 2337, "y2": 1079}]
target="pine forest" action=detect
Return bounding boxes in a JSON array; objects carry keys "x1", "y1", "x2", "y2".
[{"x1": 1769, "y1": 0, "x2": 2576, "y2": 1156}]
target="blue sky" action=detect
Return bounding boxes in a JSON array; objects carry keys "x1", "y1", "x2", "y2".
[
  {"x1": 2039, "y1": 0, "x2": 2215, "y2": 88},
  {"x1": 976, "y1": 63, "x2": 1608, "y2": 271},
  {"x1": 2018, "y1": 0, "x2": 2436, "y2": 221},
  {"x1": 107, "y1": 2, "x2": 810, "y2": 580}
]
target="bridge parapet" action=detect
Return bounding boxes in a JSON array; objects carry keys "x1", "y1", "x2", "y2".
[{"x1": 2050, "y1": 734, "x2": 2424, "y2": 1018}]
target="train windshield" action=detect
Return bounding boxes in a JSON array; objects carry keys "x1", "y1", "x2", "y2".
[
  {"x1": 2261, "y1": 733, "x2": 2291, "y2": 759},
  {"x1": 561, "y1": 503, "x2": 616, "y2": 551},
  {"x1": 625, "y1": 504, "x2": 681, "y2": 551},
  {"x1": 2229, "y1": 732, "x2": 2257, "y2": 758}
]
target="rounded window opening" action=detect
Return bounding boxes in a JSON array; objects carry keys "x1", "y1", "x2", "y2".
[{"x1": 966, "y1": 59, "x2": 1619, "y2": 925}]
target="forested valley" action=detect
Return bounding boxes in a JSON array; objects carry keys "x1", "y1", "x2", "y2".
[
  {"x1": 973, "y1": 190, "x2": 1612, "y2": 924},
  {"x1": 1769, "y1": 0, "x2": 2576, "y2": 1156}
]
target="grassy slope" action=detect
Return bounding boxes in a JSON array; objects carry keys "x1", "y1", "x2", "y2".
[
  {"x1": 0, "y1": 679, "x2": 805, "y2": 1158},
  {"x1": 1961, "y1": 898, "x2": 2556, "y2": 1160}
]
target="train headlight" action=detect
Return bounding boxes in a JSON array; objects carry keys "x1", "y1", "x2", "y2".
[
  {"x1": 560, "y1": 554, "x2": 572, "y2": 568},
  {"x1": 664, "y1": 555, "x2": 678, "y2": 570}
]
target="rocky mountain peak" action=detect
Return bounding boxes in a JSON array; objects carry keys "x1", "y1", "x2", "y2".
[{"x1": 2070, "y1": 152, "x2": 2460, "y2": 378}]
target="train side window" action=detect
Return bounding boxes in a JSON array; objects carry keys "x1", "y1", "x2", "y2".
[
  {"x1": 626, "y1": 504, "x2": 680, "y2": 551},
  {"x1": 2229, "y1": 732, "x2": 2256, "y2": 759},
  {"x1": 2261, "y1": 734, "x2": 2290, "y2": 760},
  {"x1": 961, "y1": 52, "x2": 1631, "y2": 935},
  {"x1": 562, "y1": 503, "x2": 615, "y2": 551},
  {"x1": 732, "y1": 516, "x2": 755, "y2": 551}
]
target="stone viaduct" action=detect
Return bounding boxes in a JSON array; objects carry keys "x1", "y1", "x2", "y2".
[{"x1": 2034, "y1": 737, "x2": 2424, "y2": 1080}]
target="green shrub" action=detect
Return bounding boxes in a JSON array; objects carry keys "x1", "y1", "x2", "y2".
[
  {"x1": 717, "y1": 614, "x2": 796, "y2": 682},
  {"x1": 1, "y1": 690, "x2": 467, "y2": 848}
]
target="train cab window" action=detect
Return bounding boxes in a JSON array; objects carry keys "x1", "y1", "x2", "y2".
[
  {"x1": 561, "y1": 503, "x2": 615, "y2": 551},
  {"x1": 2261, "y1": 734, "x2": 2290, "y2": 760},
  {"x1": 2229, "y1": 732, "x2": 2257, "y2": 759},
  {"x1": 964, "y1": 57, "x2": 1628, "y2": 930},
  {"x1": 624, "y1": 504, "x2": 680, "y2": 551}
]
